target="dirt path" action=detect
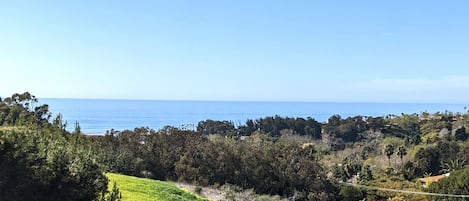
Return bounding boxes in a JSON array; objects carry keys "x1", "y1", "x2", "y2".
[{"x1": 175, "y1": 182, "x2": 226, "y2": 201}]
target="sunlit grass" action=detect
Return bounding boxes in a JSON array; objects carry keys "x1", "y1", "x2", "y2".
[{"x1": 106, "y1": 173, "x2": 209, "y2": 201}]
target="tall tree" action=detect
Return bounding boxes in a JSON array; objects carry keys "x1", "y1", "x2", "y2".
[
  {"x1": 397, "y1": 146, "x2": 407, "y2": 168},
  {"x1": 385, "y1": 144, "x2": 395, "y2": 167}
]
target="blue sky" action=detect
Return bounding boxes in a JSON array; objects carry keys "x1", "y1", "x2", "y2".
[{"x1": 1, "y1": 1, "x2": 469, "y2": 103}]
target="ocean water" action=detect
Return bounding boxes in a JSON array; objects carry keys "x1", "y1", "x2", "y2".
[{"x1": 42, "y1": 98, "x2": 467, "y2": 135}]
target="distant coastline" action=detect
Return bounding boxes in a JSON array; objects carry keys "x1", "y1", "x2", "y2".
[{"x1": 42, "y1": 98, "x2": 468, "y2": 135}]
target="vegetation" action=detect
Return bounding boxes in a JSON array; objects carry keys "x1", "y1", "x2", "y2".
[
  {"x1": 106, "y1": 173, "x2": 208, "y2": 201},
  {"x1": 385, "y1": 144, "x2": 395, "y2": 166},
  {"x1": 95, "y1": 129, "x2": 339, "y2": 200},
  {"x1": 427, "y1": 167, "x2": 469, "y2": 201},
  {"x1": 0, "y1": 92, "x2": 108, "y2": 201},
  {"x1": 3, "y1": 92, "x2": 469, "y2": 201}
]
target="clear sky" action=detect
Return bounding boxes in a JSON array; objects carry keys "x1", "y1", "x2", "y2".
[{"x1": 1, "y1": 1, "x2": 469, "y2": 103}]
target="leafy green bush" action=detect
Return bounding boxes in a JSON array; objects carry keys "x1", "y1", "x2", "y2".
[
  {"x1": 194, "y1": 185, "x2": 203, "y2": 194},
  {"x1": 0, "y1": 129, "x2": 108, "y2": 201},
  {"x1": 428, "y1": 167, "x2": 469, "y2": 201}
]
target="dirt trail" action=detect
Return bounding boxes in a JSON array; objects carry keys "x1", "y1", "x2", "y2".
[{"x1": 175, "y1": 182, "x2": 226, "y2": 201}]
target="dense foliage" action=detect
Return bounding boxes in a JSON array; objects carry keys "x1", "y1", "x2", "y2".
[
  {"x1": 428, "y1": 167, "x2": 469, "y2": 201},
  {"x1": 94, "y1": 129, "x2": 339, "y2": 201},
  {"x1": 0, "y1": 129, "x2": 108, "y2": 201},
  {"x1": 197, "y1": 116, "x2": 322, "y2": 139},
  {"x1": 0, "y1": 92, "x2": 109, "y2": 201}
]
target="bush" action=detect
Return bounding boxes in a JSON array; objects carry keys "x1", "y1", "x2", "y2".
[
  {"x1": 339, "y1": 186, "x2": 365, "y2": 201},
  {"x1": 0, "y1": 129, "x2": 108, "y2": 201},
  {"x1": 428, "y1": 167, "x2": 469, "y2": 201},
  {"x1": 195, "y1": 185, "x2": 203, "y2": 194},
  {"x1": 106, "y1": 182, "x2": 122, "y2": 201}
]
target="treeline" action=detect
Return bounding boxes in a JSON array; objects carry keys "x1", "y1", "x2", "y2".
[
  {"x1": 197, "y1": 115, "x2": 410, "y2": 146},
  {"x1": 197, "y1": 116, "x2": 322, "y2": 138},
  {"x1": 92, "y1": 128, "x2": 339, "y2": 200},
  {"x1": 193, "y1": 109, "x2": 469, "y2": 200},
  {"x1": 198, "y1": 112, "x2": 467, "y2": 149},
  {"x1": 0, "y1": 92, "x2": 116, "y2": 201}
]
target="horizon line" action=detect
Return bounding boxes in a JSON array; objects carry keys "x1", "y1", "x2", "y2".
[{"x1": 39, "y1": 97, "x2": 469, "y2": 105}]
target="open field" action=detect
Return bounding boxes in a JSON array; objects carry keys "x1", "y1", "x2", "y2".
[{"x1": 106, "y1": 173, "x2": 209, "y2": 201}]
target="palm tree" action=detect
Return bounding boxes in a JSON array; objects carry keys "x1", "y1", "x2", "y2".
[
  {"x1": 440, "y1": 158, "x2": 466, "y2": 173},
  {"x1": 384, "y1": 144, "x2": 395, "y2": 167},
  {"x1": 397, "y1": 146, "x2": 407, "y2": 167}
]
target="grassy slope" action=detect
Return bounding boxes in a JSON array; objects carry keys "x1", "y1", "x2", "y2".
[{"x1": 106, "y1": 173, "x2": 209, "y2": 201}]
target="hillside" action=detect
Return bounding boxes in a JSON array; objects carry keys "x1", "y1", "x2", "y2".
[
  {"x1": 3, "y1": 92, "x2": 469, "y2": 201},
  {"x1": 106, "y1": 173, "x2": 209, "y2": 201}
]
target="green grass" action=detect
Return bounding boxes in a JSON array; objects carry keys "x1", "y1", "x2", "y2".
[{"x1": 106, "y1": 173, "x2": 209, "y2": 201}]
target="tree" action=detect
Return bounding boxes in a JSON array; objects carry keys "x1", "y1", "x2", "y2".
[
  {"x1": 365, "y1": 116, "x2": 385, "y2": 131},
  {"x1": 197, "y1": 120, "x2": 235, "y2": 136},
  {"x1": 454, "y1": 126, "x2": 468, "y2": 141},
  {"x1": 304, "y1": 117, "x2": 322, "y2": 139},
  {"x1": 360, "y1": 165, "x2": 373, "y2": 181},
  {"x1": 0, "y1": 129, "x2": 108, "y2": 201},
  {"x1": 332, "y1": 164, "x2": 347, "y2": 182},
  {"x1": 414, "y1": 147, "x2": 441, "y2": 176},
  {"x1": 440, "y1": 158, "x2": 466, "y2": 173},
  {"x1": 342, "y1": 155, "x2": 362, "y2": 180},
  {"x1": 0, "y1": 93, "x2": 111, "y2": 201},
  {"x1": 397, "y1": 146, "x2": 407, "y2": 167},
  {"x1": 339, "y1": 186, "x2": 364, "y2": 201},
  {"x1": 384, "y1": 144, "x2": 395, "y2": 167}
]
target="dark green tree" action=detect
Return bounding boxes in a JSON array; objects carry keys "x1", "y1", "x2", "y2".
[
  {"x1": 332, "y1": 164, "x2": 347, "y2": 182},
  {"x1": 455, "y1": 126, "x2": 468, "y2": 141},
  {"x1": 0, "y1": 93, "x2": 109, "y2": 201},
  {"x1": 360, "y1": 165, "x2": 373, "y2": 181},
  {"x1": 339, "y1": 186, "x2": 365, "y2": 201},
  {"x1": 0, "y1": 129, "x2": 108, "y2": 201},
  {"x1": 342, "y1": 155, "x2": 362, "y2": 179},
  {"x1": 197, "y1": 119, "x2": 235, "y2": 136},
  {"x1": 414, "y1": 147, "x2": 441, "y2": 176}
]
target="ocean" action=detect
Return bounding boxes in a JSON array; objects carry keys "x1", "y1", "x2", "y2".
[{"x1": 42, "y1": 98, "x2": 467, "y2": 135}]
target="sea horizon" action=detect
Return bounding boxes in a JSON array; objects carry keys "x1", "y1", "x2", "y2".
[
  {"x1": 39, "y1": 98, "x2": 469, "y2": 135},
  {"x1": 41, "y1": 97, "x2": 469, "y2": 105}
]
